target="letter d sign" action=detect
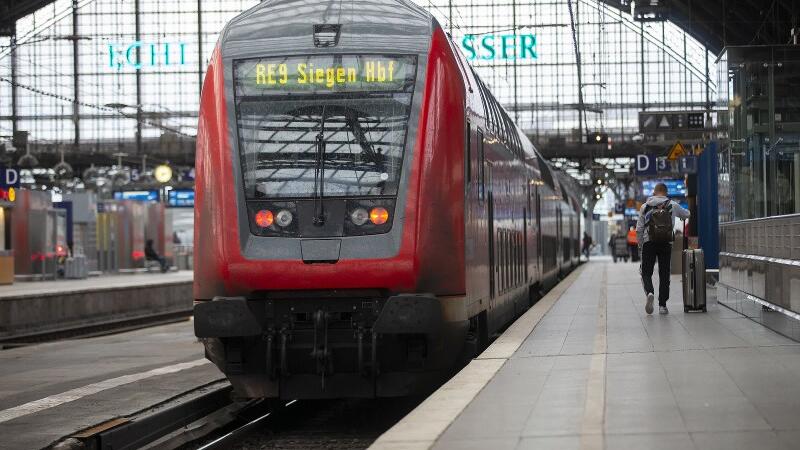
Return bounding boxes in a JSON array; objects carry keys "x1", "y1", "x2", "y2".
[
  {"x1": 635, "y1": 154, "x2": 656, "y2": 176},
  {"x1": 1, "y1": 166, "x2": 20, "y2": 188}
]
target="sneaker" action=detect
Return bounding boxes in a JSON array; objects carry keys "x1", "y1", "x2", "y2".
[
  {"x1": 659, "y1": 306, "x2": 669, "y2": 315},
  {"x1": 645, "y1": 293, "x2": 654, "y2": 314}
]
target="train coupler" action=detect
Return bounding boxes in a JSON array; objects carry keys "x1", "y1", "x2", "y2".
[{"x1": 311, "y1": 309, "x2": 332, "y2": 388}]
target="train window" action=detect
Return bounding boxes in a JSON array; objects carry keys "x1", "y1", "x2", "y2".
[
  {"x1": 478, "y1": 130, "x2": 485, "y2": 201},
  {"x1": 233, "y1": 54, "x2": 417, "y2": 199}
]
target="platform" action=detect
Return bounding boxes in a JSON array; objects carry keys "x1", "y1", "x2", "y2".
[
  {"x1": 0, "y1": 320, "x2": 220, "y2": 450},
  {"x1": 373, "y1": 259, "x2": 800, "y2": 450},
  {"x1": 0, "y1": 271, "x2": 194, "y2": 340}
]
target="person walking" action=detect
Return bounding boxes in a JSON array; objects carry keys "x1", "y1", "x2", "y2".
[
  {"x1": 145, "y1": 239, "x2": 169, "y2": 273},
  {"x1": 636, "y1": 182, "x2": 690, "y2": 315},
  {"x1": 582, "y1": 232, "x2": 593, "y2": 261}
]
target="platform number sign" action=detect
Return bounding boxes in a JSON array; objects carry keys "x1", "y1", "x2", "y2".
[
  {"x1": 635, "y1": 154, "x2": 657, "y2": 176},
  {"x1": 656, "y1": 157, "x2": 670, "y2": 173},
  {"x1": 0, "y1": 166, "x2": 19, "y2": 188}
]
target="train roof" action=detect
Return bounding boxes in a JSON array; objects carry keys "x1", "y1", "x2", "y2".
[{"x1": 219, "y1": 0, "x2": 435, "y2": 59}]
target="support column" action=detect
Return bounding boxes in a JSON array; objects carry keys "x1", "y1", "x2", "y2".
[
  {"x1": 197, "y1": 0, "x2": 203, "y2": 97},
  {"x1": 448, "y1": 0, "x2": 452, "y2": 35},
  {"x1": 10, "y1": 31, "x2": 17, "y2": 135},
  {"x1": 705, "y1": 43, "x2": 710, "y2": 110},
  {"x1": 72, "y1": 0, "x2": 80, "y2": 151},
  {"x1": 512, "y1": 0, "x2": 518, "y2": 123},
  {"x1": 640, "y1": 23, "x2": 645, "y2": 110},
  {"x1": 134, "y1": 0, "x2": 143, "y2": 156}
]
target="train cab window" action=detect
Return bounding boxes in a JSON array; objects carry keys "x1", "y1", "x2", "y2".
[{"x1": 233, "y1": 54, "x2": 417, "y2": 199}]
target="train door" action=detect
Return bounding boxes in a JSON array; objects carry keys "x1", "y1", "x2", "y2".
[
  {"x1": 487, "y1": 164, "x2": 495, "y2": 304},
  {"x1": 467, "y1": 125, "x2": 491, "y2": 315},
  {"x1": 523, "y1": 183, "x2": 529, "y2": 283},
  {"x1": 535, "y1": 186, "x2": 542, "y2": 283},
  {"x1": 556, "y1": 206, "x2": 562, "y2": 273}
]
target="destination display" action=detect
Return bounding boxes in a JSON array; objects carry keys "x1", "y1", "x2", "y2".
[
  {"x1": 168, "y1": 189, "x2": 194, "y2": 207},
  {"x1": 234, "y1": 55, "x2": 416, "y2": 95},
  {"x1": 114, "y1": 190, "x2": 159, "y2": 202}
]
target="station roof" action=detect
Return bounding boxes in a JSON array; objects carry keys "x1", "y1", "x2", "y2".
[
  {"x1": 0, "y1": 0, "x2": 53, "y2": 35},
  {"x1": 3, "y1": 0, "x2": 796, "y2": 53},
  {"x1": 601, "y1": 0, "x2": 797, "y2": 55}
]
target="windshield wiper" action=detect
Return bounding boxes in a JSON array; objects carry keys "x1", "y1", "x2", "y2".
[{"x1": 312, "y1": 106, "x2": 327, "y2": 226}]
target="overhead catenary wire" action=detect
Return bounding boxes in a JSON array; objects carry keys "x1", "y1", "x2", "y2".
[{"x1": 0, "y1": 76, "x2": 195, "y2": 138}]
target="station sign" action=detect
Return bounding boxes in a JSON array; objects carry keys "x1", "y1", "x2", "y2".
[
  {"x1": 113, "y1": 190, "x2": 159, "y2": 202},
  {"x1": 678, "y1": 155, "x2": 698, "y2": 174},
  {"x1": 461, "y1": 33, "x2": 537, "y2": 61},
  {"x1": 0, "y1": 187, "x2": 15, "y2": 202},
  {"x1": 108, "y1": 41, "x2": 187, "y2": 70},
  {"x1": 0, "y1": 166, "x2": 19, "y2": 189},
  {"x1": 656, "y1": 157, "x2": 671, "y2": 173},
  {"x1": 167, "y1": 189, "x2": 194, "y2": 207},
  {"x1": 639, "y1": 111, "x2": 705, "y2": 133},
  {"x1": 635, "y1": 154, "x2": 657, "y2": 176},
  {"x1": 667, "y1": 141, "x2": 687, "y2": 160}
]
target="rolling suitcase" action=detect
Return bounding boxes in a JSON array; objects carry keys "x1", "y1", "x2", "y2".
[{"x1": 682, "y1": 248, "x2": 706, "y2": 312}]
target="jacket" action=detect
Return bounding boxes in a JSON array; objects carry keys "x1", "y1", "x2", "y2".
[{"x1": 635, "y1": 196, "x2": 690, "y2": 246}]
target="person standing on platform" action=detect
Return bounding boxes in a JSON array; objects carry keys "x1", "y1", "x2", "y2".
[
  {"x1": 627, "y1": 226, "x2": 638, "y2": 262},
  {"x1": 636, "y1": 183, "x2": 690, "y2": 315},
  {"x1": 582, "y1": 231, "x2": 593, "y2": 261}
]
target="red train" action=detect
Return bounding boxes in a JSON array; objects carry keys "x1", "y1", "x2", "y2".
[{"x1": 194, "y1": 0, "x2": 581, "y2": 399}]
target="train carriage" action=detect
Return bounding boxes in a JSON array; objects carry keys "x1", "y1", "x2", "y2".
[{"x1": 194, "y1": 0, "x2": 581, "y2": 399}]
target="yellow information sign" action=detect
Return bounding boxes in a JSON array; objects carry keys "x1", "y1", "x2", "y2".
[{"x1": 667, "y1": 141, "x2": 686, "y2": 161}]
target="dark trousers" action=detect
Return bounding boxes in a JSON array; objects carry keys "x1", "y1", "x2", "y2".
[
  {"x1": 640, "y1": 241, "x2": 671, "y2": 305},
  {"x1": 147, "y1": 256, "x2": 168, "y2": 272}
]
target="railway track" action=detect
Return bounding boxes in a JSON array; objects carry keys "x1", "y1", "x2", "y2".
[
  {"x1": 0, "y1": 310, "x2": 192, "y2": 349},
  {"x1": 186, "y1": 396, "x2": 422, "y2": 450},
  {"x1": 51, "y1": 381, "x2": 423, "y2": 450}
]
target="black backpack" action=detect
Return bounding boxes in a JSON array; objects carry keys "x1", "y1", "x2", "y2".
[{"x1": 646, "y1": 201, "x2": 673, "y2": 243}]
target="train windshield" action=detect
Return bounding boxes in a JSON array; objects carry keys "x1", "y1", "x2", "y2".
[{"x1": 233, "y1": 54, "x2": 417, "y2": 199}]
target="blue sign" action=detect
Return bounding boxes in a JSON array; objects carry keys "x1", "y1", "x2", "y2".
[
  {"x1": 114, "y1": 190, "x2": 159, "y2": 202},
  {"x1": 635, "y1": 154, "x2": 657, "y2": 176},
  {"x1": 642, "y1": 179, "x2": 687, "y2": 197},
  {"x1": 108, "y1": 41, "x2": 187, "y2": 70},
  {"x1": 0, "y1": 165, "x2": 19, "y2": 188},
  {"x1": 678, "y1": 155, "x2": 698, "y2": 174},
  {"x1": 167, "y1": 189, "x2": 194, "y2": 207},
  {"x1": 461, "y1": 34, "x2": 537, "y2": 61}
]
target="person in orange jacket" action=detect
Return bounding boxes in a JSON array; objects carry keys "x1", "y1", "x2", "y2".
[{"x1": 627, "y1": 226, "x2": 638, "y2": 262}]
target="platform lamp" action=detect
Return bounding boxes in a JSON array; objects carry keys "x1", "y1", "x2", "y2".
[
  {"x1": 586, "y1": 132, "x2": 608, "y2": 144},
  {"x1": 52, "y1": 146, "x2": 74, "y2": 182}
]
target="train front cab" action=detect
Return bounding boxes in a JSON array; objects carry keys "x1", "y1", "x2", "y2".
[{"x1": 193, "y1": 2, "x2": 478, "y2": 399}]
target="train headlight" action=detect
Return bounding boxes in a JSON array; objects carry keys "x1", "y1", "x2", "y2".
[
  {"x1": 350, "y1": 208, "x2": 369, "y2": 226},
  {"x1": 369, "y1": 207, "x2": 389, "y2": 225},
  {"x1": 275, "y1": 209, "x2": 293, "y2": 227},
  {"x1": 254, "y1": 209, "x2": 274, "y2": 228}
]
